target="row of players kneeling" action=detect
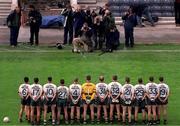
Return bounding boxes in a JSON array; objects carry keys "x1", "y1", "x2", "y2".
[{"x1": 18, "y1": 75, "x2": 169, "y2": 126}]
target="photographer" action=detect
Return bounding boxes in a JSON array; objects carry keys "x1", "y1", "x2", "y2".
[
  {"x1": 72, "y1": 22, "x2": 93, "y2": 53},
  {"x1": 28, "y1": 5, "x2": 42, "y2": 46},
  {"x1": 61, "y1": 4, "x2": 74, "y2": 45},
  {"x1": 122, "y1": 7, "x2": 137, "y2": 48}
]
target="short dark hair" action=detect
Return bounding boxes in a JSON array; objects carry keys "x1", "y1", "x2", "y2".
[
  {"x1": 34, "y1": 77, "x2": 39, "y2": 83},
  {"x1": 159, "y1": 76, "x2": 164, "y2": 82},
  {"x1": 24, "y1": 77, "x2": 29, "y2": 83},
  {"x1": 29, "y1": 5, "x2": 35, "y2": 9},
  {"x1": 86, "y1": 75, "x2": 91, "y2": 81},
  {"x1": 74, "y1": 78, "x2": 79, "y2": 83},
  {"x1": 60, "y1": 79, "x2": 65, "y2": 84},
  {"x1": 112, "y1": 75, "x2": 118, "y2": 81},
  {"x1": 48, "y1": 77, "x2": 52, "y2": 82},
  {"x1": 149, "y1": 76, "x2": 154, "y2": 82},
  {"x1": 125, "y1": 77, "x2": 130, "y2": 83},
  {"x1": 99, "y1": 76, "x2": 104, "y2": 82},
  {"x1": 138, "y1": 78, "x2": 143, "y2": 84}
]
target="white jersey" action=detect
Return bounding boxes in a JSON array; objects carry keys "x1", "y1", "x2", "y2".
[
  {"x1": 69, "y1": 84, "x2": 82, "y2": 100},
  {"x1": 146, "y1": 82, "x2": 159, "y2": 99},
  {"x1": 121, "y1": 84, "x2": 134, "y2": 100},
  {"x1": 158, "y1": 83, "x2": 169, "y2": 100},
  {"x1": 108, "y1": 82, "x2": 122, "y2": 98},
  {"x1": 18, "y1": 83, "x2": 30, "y2": 98},
  {"x1": 43, "y1": 83, "x2": 57, "y2": 98},
  {"x1": 134, "y1": 84, "x2": 146, "y2": 100},
  {"x1": 96, "y1": 82, "x2": 108, "y2": 98},
  {"x1": 57, "y1": 86, "x2": 69, "y2": 99},
  {"x1": 30, "y1": 84, "x2": 43, "y2": 100}
]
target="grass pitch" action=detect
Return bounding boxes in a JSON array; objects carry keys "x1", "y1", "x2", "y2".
[{"x1": 0, "y1": 44, "x2": 180, "y2": 125}]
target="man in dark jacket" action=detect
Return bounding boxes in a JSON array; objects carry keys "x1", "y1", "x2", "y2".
[
  {"x1": 7, "y1": 6, "x2": 21, "y2": 47},
  {"x1": 122, "y1": 7, "x2": 137, "y2": 48},
  {"x1": 61, "y1": 4, "x2": 74, "y2": 45},
  {"x1": 28, "y1": 5, "x2": 42, "y2": 46},
  {"x1": 73, "y1": 6, "x2": 86, "y2": 37},
  {"x1": 175, "y1": 0, "x2": 180, "y2": 26}
]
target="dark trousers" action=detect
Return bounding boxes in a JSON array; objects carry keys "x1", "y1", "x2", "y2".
[
  {"x1": 30, "y1": 25, "x2": 40, "y2": 45},
  {"x1": 175, "y1": 2, "x2": 180, "y2": 24},
  {"x1": 10, "y1": 26, "x2": 20, "y2": 46},
  {"x1": 64, "y1": 25, "x2": 73, "y2": 44},
  {"x1": 74, "y1": 27, "x2": 81, "y2": 38},
  {"x1": 125, "y1": 28, "x2": 134, "y2": 47},
  {"x1": 93, "y1": 32, "x2": 104, "y2": 49}
]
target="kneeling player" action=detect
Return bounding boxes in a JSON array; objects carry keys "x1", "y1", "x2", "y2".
[
  {"x1": 146, "y1": 76, "x2": 159, "y2": 125},
  {"x1": 121, "y1": 77, "x2": 134, "y2": 125},
  {"x1": 43, "y1": 77, "x2": 57, "y2": 125},
  {"x1": 69, "y1": 78, "x2": 82, "y2": 124},
  {"x1": 82, "y1": 75, "x2": 96, "y2": 124},
  {"x1": 108, "y1": 75, "x2": 122, "y2": 123},
  {"x1": 157, "y1": 77, "x2": 169, "y2": 125},
  {"x1": 57, "y1": 79, "x2": 69, "y2": 125},
  {"x1": 30, "y1": 77, "x2": 43, "y2": 125},
  {"x1": 134, "y1": 78, "x2": 146, "y2": 125},
  {"x1": 18, "y1": 77, "x2": 31, "y2": 123},
  {"x1": 96, "y1": 76, "x2": 109, "y2": 124}
]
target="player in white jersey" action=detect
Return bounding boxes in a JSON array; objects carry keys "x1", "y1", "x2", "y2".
[
  {"x1": 146, "y1": 76, "x2": 159, "y2": 125},
  {"x1": 57, "y1": 79, "x2": 69, "y2": 125},
  {"x1": 43, "y1": 77, "x2": 57, "y2": 126},
  {"x1": 108, "y1": 75, "x2": 122, "y2": 123},
  {"x1": 69, "y1": 78, "x2": 82, "y2": 124},
  {"x1": 134, "y1": 78, "x2": 146, "y2": 125},
  {"x1": 96, "y1": 76, "x2": 109, "y2": 124},
  {"x1": 121, "y1": 77, "x2": 134, "y2": 125},
  {"x1": 157, "y1": 77, "x2": 170, "y2": 125},
  {"x1": 29, "y1": 77, "x2": 43, "y2": 125},
  {"x1": 18, "y1": 77, "x2": 31, "y2": 123}
]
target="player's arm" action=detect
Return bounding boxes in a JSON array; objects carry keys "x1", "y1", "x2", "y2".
[
  {"x1": 90, "y1": 84, "x2": 96, "y2": 100},
  {"x1": 104, "y1": 86, "x2": 109, "y2": 99},
  {"x1": 163, "y1": 86, "x2": 170, "y2": 102},
  {"x1": 51, "y1": 86, "x2": 57, "y2": 101},
  {"x1": 154, "y1": 85, "x2": 159, "y2": 100},
  {"x1": 36, "y1": 86, "x2": 43, "y2": 101},
  {"x1": 77, "y1": 86, "x2": 82, "y2": 101},
  {"x1": 131, "y1": 86, "x2": 134, "y2": 100},
  {"x1": 18, "y1": 86, "x2": 24, "y2": 99},
  {"x1": 142, "y1": 86, "x2": 146, "y2": 100},
  {"x1": 25, "y1": 85, "x2": 30, "y2": 100}
]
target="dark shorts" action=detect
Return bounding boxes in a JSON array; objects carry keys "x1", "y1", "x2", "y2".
[
  {"x1": 44, "y1": 98, "x2": 56, "y2": 106},
  {"x1": 21, "y1": 96, "x2": 31, "y2": 106},
  {"x1": 134, "y1": 99, "x2": 146, "y2": 109},
  {"x1": 121, "y1": 99, "x2": 133, "y2": 106},
  {"x1": 82, "y1": 99, "x2": 95, "y2": 105},
  {"x1": 157, "y1": 99, "x2": 168, "y2": 105},
  {"x1": 109, "y1": 97, "x2": 121, "y2": 105},
  {"x1": 30, "y1": 99, "x2": 41, "y2": 107},
  {"x1": 146, "y1": 98, "x2": 158, "y2": 106},
  {"x1": 57, "y1": 99, "x2": 68, "y2": 107},
  {"x1": 96, "y1": 97, "x2": 109, "y2": 105},
  {"x1": 70, "y1": 99, "x2": 81, "y2": 107}
]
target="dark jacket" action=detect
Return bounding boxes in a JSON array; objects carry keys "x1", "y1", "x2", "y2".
[
  {"x1": 61, "y1": 9, "x2": 74, "y2": 27},
  {"x1": 103, "y1": 15, "x2": 116, "y2": 33},
  {"x1": 122, "y1": 14, "x2": 137, "y2": 30},
  {"x1": 73, "y1": 10, "x2": 86, "y2": 30},
  {"x1": 7, "y1": 10, "x2": 21, "y2": 27},
  {"x1": 28, "y1": 10, "x2": 42, "y2": 26},
  {"x1": 93, "y1": 21, "x2": 105, "y2": 36}
]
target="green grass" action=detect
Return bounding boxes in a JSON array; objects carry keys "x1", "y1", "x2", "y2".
[{"x1": 0, "y1": 44, "x2": 180, "y2": 125}]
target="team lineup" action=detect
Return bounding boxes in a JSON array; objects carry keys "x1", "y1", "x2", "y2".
[{"x1": 18, "y1": 75, "x2": 169, "y2": 126}]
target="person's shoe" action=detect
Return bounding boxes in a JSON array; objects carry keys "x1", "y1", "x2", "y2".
[
  {"x1": 65, "y1": 120, "x2": 69, "y2": 125},
  {"x1": 97, "y1": 120, "x2": 100, "y2": 124},
  {"x1": 156, "y1": 119, "x2": 160, "y2": 124},
  {"x1": 143, "y1": 120, "x2": 147, "y2": 125},
  {"x1": 105, "y1": 120, "x2": 108, "y2": 124},
  {"x1": 91, "y1": 120, "x2": 95, "y2": 125},
  {"x1": 164, "y1": 120, "x2": 167, "y2": 125},
  {"x1": 70, "y1": 119, "x2": 74, "y2": 124},
  {"x1": 43, "y1": 120, "x2": 47, "y2": 126},
  {"x1": 153, "y1": 120, "x2": 156, "y2": 125},
  {"x1": 19, "y1": 118, "x2": 22, "y2": 123},
  {"x1": 83, "y1": 120, "x2": 87, "y2": 125}
]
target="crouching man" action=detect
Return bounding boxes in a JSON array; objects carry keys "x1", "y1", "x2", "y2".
[{"x1": 72, "y1": 22, "x2": 93, "y2": 53}]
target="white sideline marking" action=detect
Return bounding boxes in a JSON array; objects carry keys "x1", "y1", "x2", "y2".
[{"x1": 0, "y1": 49, "x2": 180, "y2": 53}]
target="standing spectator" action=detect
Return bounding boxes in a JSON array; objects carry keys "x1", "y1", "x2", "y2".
[
  {"x1": 175, "y1": 0, "x2": 180, "y2": 26},
  {"x1": 99, "y1": 3, "x2": 110, "y2": 17},
  {"x1": 122, "y1": 7, "x2": 137, "y2": 48},
  {"x1": 73, "y1": 5, "x2": 86, "y2": 37},
  {"x1": 61, "y1": 4, "x2": 74, "y2": 45},
  {"x1": 72, "y1": 22, "x2": 93, "y2": 53},
  {"x1": 93, "y1": 16, "x2": 105, "y2": 50},
  {"x1": 28, "y1": 5, "x2": 42, "y2": 46},
  {"x1": 85, "y1": 7, "x2": 93, "y2": 27},
  {"x1": 103, "y1": 10, "x2": 116, "y2": 51},
  {"x1": 7, "y1": 6, "x2": 21, "y2": 47}
]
